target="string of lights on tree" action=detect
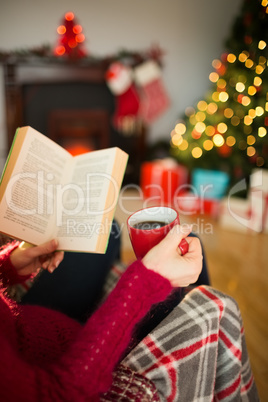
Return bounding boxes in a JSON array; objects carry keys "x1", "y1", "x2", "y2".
[{"x1": 170, "y1": 0, "x2": 268, "y2": 185}]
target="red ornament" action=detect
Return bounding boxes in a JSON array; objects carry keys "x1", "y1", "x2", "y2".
[
  {"x1": 216, "y1": 63, "x2": 226, "y2": 76},
  {"x1": 237, "y1": 94, "x2": 244, "y2": 104},
  {"x1": 234, "y1": 166, "x2": 243, "y2": 178},
  {"x1": 221, "y1": 53, "x2": 228, "y2": 63},
  {"x1": 249, "y1": 153, "x2": 258, "y2": 164},
  {"x1": 243, "y1": 12, "x2": 252, "y2": 27},
  {"x1": 255, "y1": 85, "x2": 262, "y2": 93},
  {"x1": 244, "y1": 35, "x2": 253, "y2": 45},
  {"x1": 217, "y1": 144, "x2": 232, "y2": 158},
  {"x1": 191, "y1": 129, "x2": 202, "y2": 139}
]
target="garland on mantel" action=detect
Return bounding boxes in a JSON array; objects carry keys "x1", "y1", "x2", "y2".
[
  {"x1": 0, "y1": 43, "x2": 170, "y2": 134},
  {"x1": 0, "y1": 43, "x2": 166, "y2": 68}
]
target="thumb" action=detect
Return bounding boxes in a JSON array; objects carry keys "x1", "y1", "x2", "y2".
[
  {"x1": 163, "y1": 224, "x2": 192, "y2": 247},
  {"x1": 27, "y1": 239, "x2": 59, "y2": 258}
]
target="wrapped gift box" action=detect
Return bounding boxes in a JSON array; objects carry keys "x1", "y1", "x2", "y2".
[
  {"x1": 140, "y1": 159, "x2": 188, "y2": 205},
  {"x1": 192, "y1": 168, "x2": 230, "y2": 199},
  {"x1": 219, "y1": 196, "x2": 252, "y2": 233},
  {"x1": 249, "y1": 168, "x2": 268, "y2": 233},
  {"x1": 219, "y1": 168, "x2": 268, "y2": 234},
  {"x1": 175, "y1": 191, "x2": 221, "y2": 218}
]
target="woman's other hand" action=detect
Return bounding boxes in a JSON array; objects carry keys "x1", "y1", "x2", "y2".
[
  {"x1": 142, "y1": 225, "x2": 203, "y2": 287},
  {"x1": 10, "y1": 239, "x2": 64, "y2": 276}
]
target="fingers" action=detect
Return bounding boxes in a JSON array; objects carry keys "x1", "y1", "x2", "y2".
[
  {"x1": 41, "y1": 250, "x2": 64, "y2": 273},
  {"x1": 185, "y1": 236, "x2": 203, "y2": 260},
  {"x1": 142, "y1": 225, "x2": 203, "y2": 288},
  {"x1": 26, "y1": 239, "x2": 63, "y2": 274},
  {"x1": 181, "y1": 237, "x2": 203, "y2": 279},
  {"x1": 160, "y1": 224, "x2": 192, "y2": 250},
  {"x1": 28, "y1": 239, "x2": 59, "y2": 259}
]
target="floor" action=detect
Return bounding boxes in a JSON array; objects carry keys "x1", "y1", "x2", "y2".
[{"x1": 115, "y1": 189, "x2": 268, "y2": 402}]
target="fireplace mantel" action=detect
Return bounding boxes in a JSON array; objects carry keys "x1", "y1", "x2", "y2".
[
  {"x1": 3, "y1": 58, "x2": 108, "y2": 146},
  {"x1": 2, "y1": 57, "x2": 146, "y2": 183}
]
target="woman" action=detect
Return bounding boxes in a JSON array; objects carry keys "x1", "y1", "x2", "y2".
[{"x1": 0, "y1": 224, "x2": 202, "y2": 401}]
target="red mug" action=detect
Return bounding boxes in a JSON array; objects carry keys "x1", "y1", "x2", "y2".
[{"x1": 127, "y1": 206, "x2": 189, "y2": 259}]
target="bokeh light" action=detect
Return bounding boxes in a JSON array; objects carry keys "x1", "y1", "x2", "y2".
[
  {"x1": 192, "y1": 147, "x2": 203, "y2": 158},
  {"x1": 247, "y1": 146, "x2": 256, "y2": 157},
  {"x1": 226, "y1": 136, "x2": 236, "y2": 146},
  {"x1": 236, "y1": 82, "x2": 245, "y2": 92},
  {"x1": 213, "y1": 134, "x2": 225, "y2": 147},
  {"x1": 219, "y1": 92, "x2": 229, "y2": 102},
  {"x1": 203, "y1": 139, "x2": 213, "y2": 151},
  {"x1": 65, "y1": 12, "x2": 74, "y2": 21},
  {"x1": 247, "y1": 135, "x2": 256, "y2": 145},
  {"x1": 258, "y1": 40, "x2": 267, "y2": 50},
  {"x1": 175, "y1": 123, "x2": 186, "y2": 135},
  {"x1": 258, "y1": 127, "x2": 267, "y2": 137},
  {"x1": 224, "y1": 108, "x2": 234, "y2": 118},
  {"x1": 73, "y1": 25, "x2": 82, "y2": 34},
  {"x1": 227, "y1": 53, "x2": 236, "y2": 63},
  {"x1": 204, "y1": 126, "x2": 215, "y2": 137},
  {"x1": 57, "y1": 25, "x2": 66, "y2": 35},
  {"x1": 209, "y1": 72, "x2": 219, "y2": 83},
  {"x1": 217, "y1": 122, "x2": 228, "y2": 133}
]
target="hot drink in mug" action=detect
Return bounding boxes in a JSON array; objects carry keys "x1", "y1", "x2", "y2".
[{"x1": 127, "y1": 206, "x2": 189, "y2": 259}]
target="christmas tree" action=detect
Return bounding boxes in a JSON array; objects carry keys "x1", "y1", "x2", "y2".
[
  {"x1": 170, "y1": 0, "x2": 268, "y2": 188},
  {"x1": 54, "y1": 12, "x2": 87, "y2": 59}
]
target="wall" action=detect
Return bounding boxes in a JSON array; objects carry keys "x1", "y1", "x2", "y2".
[{"x1": 0, "y1": 0, "x2": 242, "y2": 170}]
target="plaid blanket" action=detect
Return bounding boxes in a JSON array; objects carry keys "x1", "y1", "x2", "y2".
[{"x1": 119, "y1": 285, "x2": 259, "y2": 402}]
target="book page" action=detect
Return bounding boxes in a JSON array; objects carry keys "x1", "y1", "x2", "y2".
[
  {"x1": 55, "y1": 148, "x2": 123, "y2": 252},
  {"x1": 0, "y1": 127, "x2": 72, "y2": 245}
]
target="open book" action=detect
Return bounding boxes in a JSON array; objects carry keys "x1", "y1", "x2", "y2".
[{"x1": 0, "y1": 126, "x2": 128, "y2": 253}]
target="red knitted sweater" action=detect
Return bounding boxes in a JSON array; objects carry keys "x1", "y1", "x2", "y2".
[{"x1": 0, "y1": 243, "x2": 172, "y2": 402}]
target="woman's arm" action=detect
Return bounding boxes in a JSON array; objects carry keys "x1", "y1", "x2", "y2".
[{"x1": 0, "y1": 225, "x2": 202, "y2": 401}]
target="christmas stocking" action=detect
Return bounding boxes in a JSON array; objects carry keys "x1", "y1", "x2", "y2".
[
  {"x1": 134, "y1": 60, "x2": 170, "y2": 124},
  {"x1": 106, "y1": 62, "x2": 140, "y2": 132}
]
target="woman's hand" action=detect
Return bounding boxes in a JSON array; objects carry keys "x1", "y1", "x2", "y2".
[
  {"x1": 142, "y1": 224, "x2": 203, "y2": 287},
  {"x1": 10, "y1": 239, "x2": 64, "y2": 276}
]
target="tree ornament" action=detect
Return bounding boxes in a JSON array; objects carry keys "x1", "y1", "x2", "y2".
[{"x1": 217, "y1": 144, "x2": 232, "y2": 158}]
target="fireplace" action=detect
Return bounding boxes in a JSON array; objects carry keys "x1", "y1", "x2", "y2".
[{"x1": 3, "y1": 58, "x2": 146, "y2": 183}]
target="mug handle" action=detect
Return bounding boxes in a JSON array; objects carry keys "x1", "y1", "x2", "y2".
[{"x1": 179, "y1": 238, "x2": 189, "y2": 255}]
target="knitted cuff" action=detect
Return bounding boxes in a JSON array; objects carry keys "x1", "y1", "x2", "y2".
[{"x1": 0, "y1": 242, "x2": 32, "y2": 287}]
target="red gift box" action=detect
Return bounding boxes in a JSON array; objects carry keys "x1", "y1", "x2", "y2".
[{"x1": 140, "y1": 159, "x2": 188, "y2": 205}]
